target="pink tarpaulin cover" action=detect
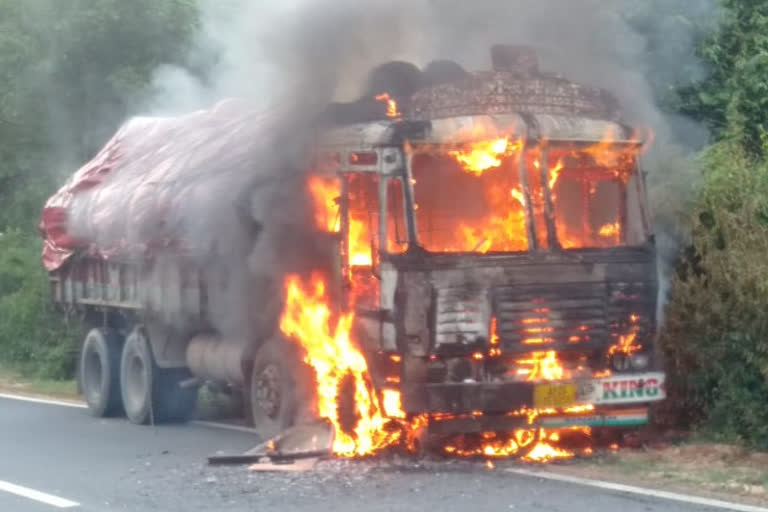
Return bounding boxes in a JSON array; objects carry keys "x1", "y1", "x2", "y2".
[{"x1": 38, "y1": 100, "x2": 276, "y2": 271}]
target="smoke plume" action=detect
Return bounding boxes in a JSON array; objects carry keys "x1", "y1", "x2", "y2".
[{"x1": 61, "y1": 0, "x2": 715, "y2": 341}]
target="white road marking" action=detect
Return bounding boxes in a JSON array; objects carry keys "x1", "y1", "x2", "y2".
[
  {"x1": 0, "y1": 393, "x2": 86, "y2": 408},
  {"x1": 0, "y1": 392, "x2": 255, "y2": 434},
  {"x1": 506, "y1": 467, "x2": 768, "y2": 512},
  {"x1": 0, "y1": 480, "x2": 79, "y2": 508}
]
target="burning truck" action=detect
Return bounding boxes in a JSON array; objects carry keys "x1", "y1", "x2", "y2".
[{"x1": 39, "y1": 45, "x2": 665, "y2": 459}]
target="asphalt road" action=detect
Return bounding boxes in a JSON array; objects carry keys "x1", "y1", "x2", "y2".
[{"x1": 0, "y1": 395, "x2": 747, "y2": 512}]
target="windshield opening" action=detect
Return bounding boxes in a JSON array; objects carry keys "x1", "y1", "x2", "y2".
[
  {"x1": 408, "y1": 141, "x2": 647, "y2": 254},
  {"x1": 548, "y1": 147, "x2": 643, "y2": 249},
  {"x1": 410, "y1": 144, "x2": 528, "y2": 253}
]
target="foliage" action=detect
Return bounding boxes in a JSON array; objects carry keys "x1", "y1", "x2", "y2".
[
  {"x1": 0, "y1": 0, "x2": 200, "y2": 379},
  {"x1": 677, "y1": 0, "x2": 768, "y2": 154},
  {"x1": 0, "y1": 232, "x2": 81, "y2": 379},
  {"x1": 660, "y1": 141, "x2": 768, "y2": 447},
  {"x1": 0, "y1": 0, "x2": 200, "y2": 229}
]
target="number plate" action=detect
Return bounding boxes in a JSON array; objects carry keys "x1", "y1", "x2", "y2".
[{"x1": 534, "y1": 383, "x2": 577, "y2": 409}]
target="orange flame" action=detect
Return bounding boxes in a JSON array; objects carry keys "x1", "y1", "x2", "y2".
[
  {"x1": 443, "y1": 425, "x2": 592, "y2": 462},
  {"x1": 598, "y1": 222, "x2": 620, "y2": 238},
  {"x1": 547, "y1": 158, "x2": 565, "y2": 200},
  {"x1": 308, "y1": 176, "x2": 340, "y2": 232},
  {"x1": 444, "y1": 429, "x2": 539, "y2": 458},
  {"x1": 449, "y1": 138, "x2": 522, "y2": 175},
  {"x1": 516, "y1": 351, "x2": 567, "y2": 381},
  {"x1": 349, "y1": 218, "x2": 373, "y2": 267},
  {"x1": 608, "y1": 314, "x2": 643, "y2": 356},
  {"x1": 375, "y1": 93, "x2": 401, "y2": 119},
  {"x1": 308, "y1": 175, "x2": 372, "y2": 267},
  {"x1": 489, "y1": 317, "x2": 501, "y2": 357},
  {"x1": 522, "y1": 430, "x2": 575, "y2": 462},
  {"x1": 580, "y1": 126, "x2": 641, "y2": 170},
  {"x1": 410, "y1": 137, "x2": 530, "y2": 253},
  {"x1": 279, "y1": 274, "x2": 398, "y2": 456},
  {"x1": 456, "y1": 208, "x2": 528, "y2": 253}
]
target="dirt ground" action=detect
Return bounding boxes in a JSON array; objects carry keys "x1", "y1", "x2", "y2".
[{"x1": 559, "y1": 441, "x2": 768, "y2": 505}]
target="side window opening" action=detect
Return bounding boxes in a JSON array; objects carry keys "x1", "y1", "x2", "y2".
[
  {"x1": 386, "y1": 178, "x2": 408, "y2": 254},
  {"x1": 346, "y1": 173, "x2": 379, "y2": 308}
]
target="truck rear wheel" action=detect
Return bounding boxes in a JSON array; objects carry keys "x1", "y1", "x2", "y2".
[
  {"x1": 249, "y1": 336, "x2": 310, "y2": 440},
  {"x1": 121, "y1": 328, "x2": 157, "y2": 424},
  {"x1": 80, "y1": 328, "x2": 123, "y2": 417},
  {"x1": 120, "y1": 327, "x2": 197, "y2": 424}
]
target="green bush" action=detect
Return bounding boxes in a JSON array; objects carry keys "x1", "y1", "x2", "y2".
[
  {"x1": 660, "y1": 141, "x2": 768, "y2": 447},
  {"x1": 0, "y1": 231, "x2": 81, "y2": 380}
]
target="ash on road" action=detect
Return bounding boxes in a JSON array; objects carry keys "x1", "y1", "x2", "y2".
[{"x1": 0, "y1": 396, "x2": 723, "y2": 512}]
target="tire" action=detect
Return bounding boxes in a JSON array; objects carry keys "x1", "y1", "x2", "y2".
[
  {"x1": 80, "y1": 328, "x2": 123, "y2": 417},
  {"x1": 120, "y1": 327, "x2": 158, "y2": 425},
  {"x1": 249, "y1": 337, "x2": 310, "y2": 440},
  {"x1": 120, "y1": 327, "x2": 198, "y2": 425}
]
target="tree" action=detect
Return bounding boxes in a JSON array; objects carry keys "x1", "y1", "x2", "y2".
[
  {"x1": 0, "y1": 0, "x2": 200, "y2": 230},
  {"x1": 660, "y1": 141, "x2": 768, "y2": 447},
  {"x1": 0, "y1": 0, "x2": 202, "y2": 378},
  {"x1": 677, "y1": 0, "x2": 768, "y2": 154}
]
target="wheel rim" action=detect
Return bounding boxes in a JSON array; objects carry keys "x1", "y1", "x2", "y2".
[
  {"x1": 83, "y1": 347, "x2": 103, "y2": 403},
  {"x1": 125, "y1": 350, "x2": 148, "y2": 411},
  {"x1": 255, "y1": 364, "x2": 281, "y2": 419}
]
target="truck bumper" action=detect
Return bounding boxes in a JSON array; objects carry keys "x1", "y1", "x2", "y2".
[
  {"x1": 425, "y1": 406, "x2": 652, "y2": 435},
  {"x1": 401, "y1": 371, "x2": 665, "y2": 434}
]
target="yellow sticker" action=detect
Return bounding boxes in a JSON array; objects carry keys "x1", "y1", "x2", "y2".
[{"x1": 534, "y1": 383, "x2": 577, "y2": 409}]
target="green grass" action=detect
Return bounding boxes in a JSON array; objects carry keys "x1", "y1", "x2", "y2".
[
  {"x1": 0, "y1": 362, "x2": 78, "y2": 399},
  {"x1": 22, "y1": 377, "x2": 77, "y2": 397}
]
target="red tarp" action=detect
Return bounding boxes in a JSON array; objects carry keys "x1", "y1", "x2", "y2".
[{"x1": 39, "y1": 100, "x2": 278, "y2": 271}]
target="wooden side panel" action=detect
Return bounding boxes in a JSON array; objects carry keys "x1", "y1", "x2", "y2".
[{"x1": 48, "y1": 256, "x2": 204, "y2": 318}]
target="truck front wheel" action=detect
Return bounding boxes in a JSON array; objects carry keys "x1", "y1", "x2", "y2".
[
  {"x1": 249, "y1": 336, "x2": 310, "y2": 440},
  {"x1": 80, "y1": 328, "x2": 123, "y2": 417}
]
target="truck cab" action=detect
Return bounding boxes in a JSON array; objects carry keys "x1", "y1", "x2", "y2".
[{"x1": 309, "y1": 56, "x2": 664, "y2": 436}]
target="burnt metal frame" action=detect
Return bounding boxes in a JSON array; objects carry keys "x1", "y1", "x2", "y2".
[{"x1": 331, "y1": 145, "x2": 411, "y2": 293}]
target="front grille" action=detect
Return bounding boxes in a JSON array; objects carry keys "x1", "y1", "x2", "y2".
[
  {"x1": 434, "y1": 287, "x2": 487, "y2": 348},
  {"x1": 493, "y1": 282, "x2": 653, "y2": 354}
]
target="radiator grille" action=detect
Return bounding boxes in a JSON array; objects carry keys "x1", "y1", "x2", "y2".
[{"x1": 434, "y1": 287, "x2": 487, "y2": 347}]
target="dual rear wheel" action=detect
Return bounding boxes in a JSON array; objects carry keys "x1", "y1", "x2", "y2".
[
  {"x1": 79, "y1": 327, "x2": 197, "y2": 424},
  {"x1": 80, "y1": 328, "x2": 309, "y2": 438}
]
